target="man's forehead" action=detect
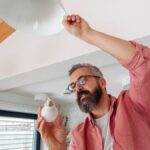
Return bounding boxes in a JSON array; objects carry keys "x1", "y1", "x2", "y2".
[{"x1": 70, "y1": 67, "x2": 91, "y2": 81}]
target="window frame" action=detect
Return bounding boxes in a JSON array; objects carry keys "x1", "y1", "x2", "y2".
[{"x1": 0, "y1": 110, "x2": 40, "y2": 150}]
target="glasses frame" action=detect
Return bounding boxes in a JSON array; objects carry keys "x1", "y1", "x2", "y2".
[{"x1": 67, "y1": 75, "x2": 101, "y2": 93}]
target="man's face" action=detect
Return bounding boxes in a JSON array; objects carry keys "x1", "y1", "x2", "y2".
[{"x1": 70, "y1": 68, "x2": 103, "y2": 113}]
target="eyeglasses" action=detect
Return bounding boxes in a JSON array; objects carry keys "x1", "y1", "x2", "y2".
[{"x1": 67, "y1": 75, "x2": 101, "y2": 93}]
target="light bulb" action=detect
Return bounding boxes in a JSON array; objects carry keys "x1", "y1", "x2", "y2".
[{"x1": 41, "y1": 97, "x2": 58, "y2": 122}]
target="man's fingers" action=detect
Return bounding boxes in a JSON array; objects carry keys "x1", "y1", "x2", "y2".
[
  {"x1": 63, "y1": 15, "x2": 71, "y2": 21},
  {"x1": 71, "y1": 15, "x2": 76, "y2": 21},
  {"x1": 63, "y1": 15, "x2": 68, "y2": 21},
  {"x1": 55, "y1": 114, "x2": 62, "y2": 127},
  {"x1": 62, "y1": 15, "x2": 70, "y2": 27},
  {"x1": 35, "y1": 117, "x2": 44, "y2": 130},
  {"x1": 67, "y1": 15, "x2": 72, "y2": 21},
  {"x1": 70, "y1": 15, "x2": 81, "y2": 23},
  {"x1": 38, "y1": 119, "x2": 46, "y2": 133},
  {"x1": 75, "y1": 15, "x2": 81, "y2": 23},
  {"x1": 37, "y1": 106, "x2": 42, "y2": 118},
  {"x1": 63, "y1": 15, "x2": 81, "y2": 24}
]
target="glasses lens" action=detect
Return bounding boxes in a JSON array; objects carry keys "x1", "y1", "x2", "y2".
[
  {"x1": 67, "y1": 75, "x2": 100, "y2": 92},
  {"x1": 78, "y1": 77, "x2": 86, "y2": 85},
  {"x1": 68, "y1": 83, "x2": 75, "y2": 92}
]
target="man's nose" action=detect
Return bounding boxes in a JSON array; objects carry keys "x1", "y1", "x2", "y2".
[
  {"x1": 74, "y1": 84, "x2": 83, "y2": 97},
  {"x1": 75, "y1": 83, "x2": 84, "y2": 92}
]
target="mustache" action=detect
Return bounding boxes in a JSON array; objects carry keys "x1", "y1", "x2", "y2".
[{"x1": 77, "y1": 90, "x2": 91, "y2": 100}]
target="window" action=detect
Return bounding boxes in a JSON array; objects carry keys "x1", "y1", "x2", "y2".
[{"x1": 0, "y1": 110, "x2": 40, "y2": 150}]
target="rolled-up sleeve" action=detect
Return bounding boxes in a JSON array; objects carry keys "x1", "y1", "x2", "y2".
[{"x1": 120, "y1": 42, "x2": 150, "y2": 116}]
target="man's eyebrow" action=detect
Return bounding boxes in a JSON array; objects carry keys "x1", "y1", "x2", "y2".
[
  {"x1": 70, "y1": 75, "x2": 84, "y2": 84},
  {"x1": 77, "y1": 75, "x2": 84, "y2": 80}
]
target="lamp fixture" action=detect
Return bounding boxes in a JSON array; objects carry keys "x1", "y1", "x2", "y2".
[{"x1": 0, "y1": 0, "x2": 66, "y2": 35}]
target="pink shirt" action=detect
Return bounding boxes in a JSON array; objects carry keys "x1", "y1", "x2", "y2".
[{"x1": 69, "y1": 42, "x2": 150, "y2": 150}]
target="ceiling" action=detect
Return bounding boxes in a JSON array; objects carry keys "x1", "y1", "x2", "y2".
[{"x1": 0, "y1": 0, "x2": 150, "y2": 106}]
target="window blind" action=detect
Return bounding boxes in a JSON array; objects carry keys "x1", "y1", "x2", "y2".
[{"x1": 0, "y1": 116, "x2": 36, "y2": 150}]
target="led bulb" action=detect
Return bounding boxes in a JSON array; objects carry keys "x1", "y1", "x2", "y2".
[{"x1": 41, "y1": 97, "x2": 58, "y2": 122}]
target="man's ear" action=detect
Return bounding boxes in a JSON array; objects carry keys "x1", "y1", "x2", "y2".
[{"x1": 99, "y1": 78, "x2": 106, "y2": 89}]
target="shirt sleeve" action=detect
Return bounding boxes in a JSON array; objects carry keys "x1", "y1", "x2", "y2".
[{"x1": 119, "y1": 41, "x2": 150, "y2": 116}]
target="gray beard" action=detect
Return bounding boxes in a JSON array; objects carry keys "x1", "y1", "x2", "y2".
[{"x1": 76, "y1": 85, "x2": 103, "y2": 113}]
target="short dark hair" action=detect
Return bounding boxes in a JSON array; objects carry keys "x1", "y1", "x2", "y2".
[{"x1": 69, "y1": 63, "x2": 103, "y2": 77}]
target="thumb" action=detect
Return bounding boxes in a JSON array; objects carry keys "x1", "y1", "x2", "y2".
[
  {"x1": 62, "y1": 16, "x2": 71, "y2": 31},
  {"x1": 55, "y1": 114, "x2": 63, "y2": 127}
]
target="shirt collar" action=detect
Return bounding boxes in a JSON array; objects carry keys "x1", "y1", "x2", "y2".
[{"x1": 87, "y1": 95, "x2": 117, "y2": 127}]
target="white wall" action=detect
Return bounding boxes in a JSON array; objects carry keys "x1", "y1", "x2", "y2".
[{"x1": 0, "y1": 92, "x2": 39, "y2": 113}]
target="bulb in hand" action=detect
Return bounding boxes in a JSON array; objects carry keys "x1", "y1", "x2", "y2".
[{"x1": 41, "y1": 97, "x2": 58, "y2": 122}]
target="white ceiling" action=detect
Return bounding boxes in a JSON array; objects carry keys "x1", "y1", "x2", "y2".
[{"x1": 0, "y1": 0, "x2": 150, "y2": 106}]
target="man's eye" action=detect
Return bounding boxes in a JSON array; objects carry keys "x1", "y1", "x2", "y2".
[
  {"x1": 71, "y1": 83, "x2": 76, "y2": 88},
  {"x1": 79, "y1": 78, "x2": 86, "y2": 84}
]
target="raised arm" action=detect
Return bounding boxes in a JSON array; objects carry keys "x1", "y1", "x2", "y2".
[
  {"x1": 63, "y1": 14, "x2": 150, "y2": 115},
  {"x1": 62, "y1": 15, "x2": 136, "y2": 61}
]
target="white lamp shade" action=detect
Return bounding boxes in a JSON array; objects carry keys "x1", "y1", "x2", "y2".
[{"x1": 0, "y1": 0, "x2": 66, "y2": 35}]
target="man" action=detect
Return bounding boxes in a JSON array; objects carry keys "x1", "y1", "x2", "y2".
[{"x1": 36, "y1": 15, "x2": 150, "y2": 150}]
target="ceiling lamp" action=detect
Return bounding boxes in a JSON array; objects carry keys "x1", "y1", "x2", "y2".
[{"x1": 0, "y1": 0, "x2": 66, "y2": 35}]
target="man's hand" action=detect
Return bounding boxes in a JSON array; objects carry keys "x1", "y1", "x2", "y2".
[
  {"x1": 36, "y1": 107, "x2": 67, "y2": 150},
  {"x1": 62, "y1": 14, "x2": 92, "y2": 39}
]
